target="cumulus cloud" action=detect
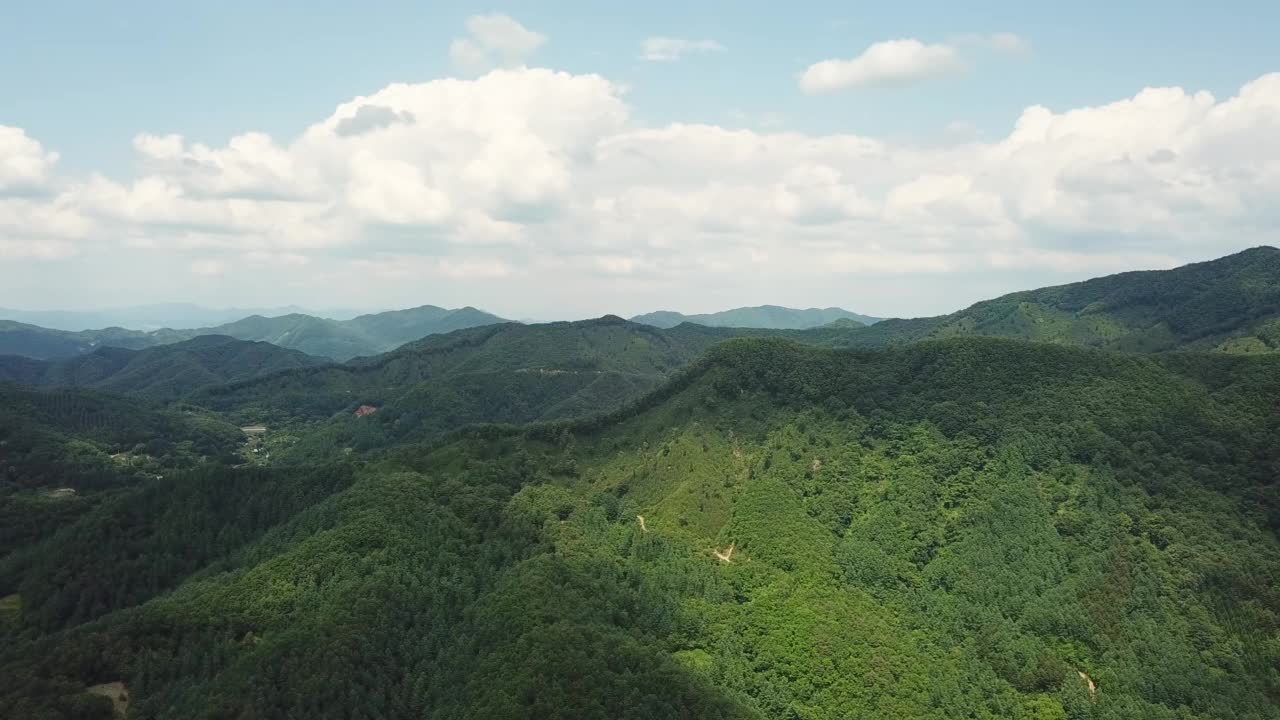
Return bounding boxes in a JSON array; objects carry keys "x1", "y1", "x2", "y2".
[
  {"x1": 800, "y1": 39, "x2": 964, "y2": 93},
  {"x1": 334, "y1": 105, "x2": 415, "y2": 137},
  {"x1": 4, "y1": 62, "x2": 1280, "y2": 314},
  {"x1": 449, "y1": 14, "x2": 546, "y2": 72},
  {"x1": 0, "y1": 126, "x2": 60, "y2": 193},
  {"x1": 640, "y1": 37, "x2": 725, "y2": 61}
]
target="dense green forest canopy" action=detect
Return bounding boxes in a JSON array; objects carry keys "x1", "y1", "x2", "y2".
[
  {"x1": 191, "y1": 317, "x2": 755, "y2": 428},
  {"x1": 0, "y1": 382, "x2": 242, "y2": 558},
  {"x1": 1, "y1": 337, "x2": 1277, "y2": 719}
]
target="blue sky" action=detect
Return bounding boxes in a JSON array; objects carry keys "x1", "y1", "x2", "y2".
[{"x1": 1, "y1": 1, "x2": 1278, "y2": 319}]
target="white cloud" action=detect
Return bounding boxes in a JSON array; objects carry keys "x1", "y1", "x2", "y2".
[
  {"x1": 772, "y1": 165, "x2": 875, "y2": 224},
  {"x1": 800, "y1": 39, "x2": 964, "y2": 93},
  {"x1": 640, "y1": 37, "x2": 725, "y2": 62},
  {"x1": 449, "y1": 14, "x2": 546, "y2": 72},
  {"x1": 0, "y1": 130, "x2": 90, "y2": 258},
  {"x1": 4, "y1": 61, "x2": 1280, "y2": 315},
  {"x1": 0, "y1": 125, "x2": 60, "y2": 193}
]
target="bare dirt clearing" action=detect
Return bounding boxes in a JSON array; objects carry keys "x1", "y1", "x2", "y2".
[
  {"x1": 714, "y1": 543, "x2": 735, "y2": 563},
  {"x1": 87, "y1": 681, "x2": 129, "y2": 717}
]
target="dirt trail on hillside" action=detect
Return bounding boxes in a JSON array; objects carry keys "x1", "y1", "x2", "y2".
[
  {"x1": 1077, "y1": 671, "x2": 1096, "y2": 699},
  {"x1": 714, "y1": 543, "x2": 735, "y2": 563}
]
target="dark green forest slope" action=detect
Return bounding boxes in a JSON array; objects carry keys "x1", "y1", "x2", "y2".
[
  {"x1": 0, "y1": 336, "x2": 327, "y2": 400},
  {"x1": 854, "y1": 246, "x2": 1280, "y2": 352},
  {"x1": 193, "y1": 317, "x2": 754, "y2": 439},
  {"x1": 2, "y1": 338, "x2": 1277, "y2": 719},
  {"x1": 0, "y1": 383, "x2": 242, "y2": 557}
]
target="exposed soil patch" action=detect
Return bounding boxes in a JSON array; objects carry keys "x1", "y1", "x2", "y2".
[
  {"x1": 87, "y1": 681, "x2": 129, "y2": 717},
  {"x1": 714, "y1": 543, "x2": 735, "y2": 563},
  {"x1": 1077, "y1": 670, "x2": 1097, "y2": 699}
]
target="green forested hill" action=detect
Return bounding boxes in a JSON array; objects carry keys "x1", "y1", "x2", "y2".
[
  {"x1": 852, "y1": 246, "x2": 1280, "y2": 352},
  {"x1": 193, "y1": 317, "x2": 752, "y2": 446},
  {"x1": 0, "y1": 383, "x2": 243, "y2": 557},
  {"x1": 0, "y1": 336, "x2": 328, "y2": 400},
  {"x1": 3, "y1": 337, "x2": 1277, "y2": 719},
  {"x1": 0, "y1": 384, "x2": 242, "y2": 493},
  {"x1": 632, "y1": 304, "x2": 879, "y2": 329}
]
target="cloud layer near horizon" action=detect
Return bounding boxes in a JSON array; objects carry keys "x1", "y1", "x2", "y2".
[{"x1": 2, "y1": 26, "x2": 1279, "y2": 314}]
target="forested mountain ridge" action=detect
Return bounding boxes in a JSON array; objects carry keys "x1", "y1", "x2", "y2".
[
  {"x1": 0, "y1": 305, "x2": 507, "y2": 362},
  {"x1": 851, "y1": 246, "x2": 1280, "y2": 352},
  {"x1": 0, "y1": 303, "x2": 362, "y2": 332},
  {"x1": 0, "y1": 321, "x2": 183, "y2": 361},
  {"x1": 0, "y1": 336, "x2": 327, "y2": 400},
  {"x1": 5, "y1": 247, "x2": 1276, "y2": 364},
  {"x1": 2, "y1": 337, "x2": 1277, "y2": 718},
  {"x1": 631, "y1": 304, "x2": 880, "y2": 329},
  {"x1": 191, "y1": 317, "x2": 761, "y2": 447}
]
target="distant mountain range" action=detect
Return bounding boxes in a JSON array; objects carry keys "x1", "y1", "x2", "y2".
[
  {"x1": 0, "y1": 303, "x2": 371, "y2": 331},
  {"x1": 630, "y1": 305, "x2": 882, "y2": 330},
  {"x1": 193, "y1": 306, "x2": 507, "y2": 361},
  {"x1": 4, "y1": 247, "x2": 1280, "y2": 365},
  {"x1": 0, "y1": 305, "x2": 508, "y2": 361}
]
